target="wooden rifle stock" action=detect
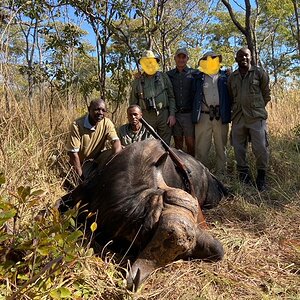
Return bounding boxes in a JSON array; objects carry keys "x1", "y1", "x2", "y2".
[{"x1": 140, "y1": 118, "x2": 208, "y2": 228}]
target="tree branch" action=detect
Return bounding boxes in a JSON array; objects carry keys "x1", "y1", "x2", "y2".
[{"x1": 221, "y1": 0, "x2": 247, "y2": 35}]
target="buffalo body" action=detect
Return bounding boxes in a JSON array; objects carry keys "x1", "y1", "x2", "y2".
[{"x1": 60, "y1": 139, "x2": 226, "y2": 289}]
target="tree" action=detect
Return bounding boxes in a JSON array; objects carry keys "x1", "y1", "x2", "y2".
[
  {"x1": 10, "y1": 0, "x2": 50, "y2": 107},
  {"x1": 292, "y1": 0, "x2": 300, "y2": 55},
  {"x1": 221, "y1": 0, "x2": 258, "y2": 64}
]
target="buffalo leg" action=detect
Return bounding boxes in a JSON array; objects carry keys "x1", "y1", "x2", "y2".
[{"x1": 185, "y1": 228, "x2": 224, "y2": 261}]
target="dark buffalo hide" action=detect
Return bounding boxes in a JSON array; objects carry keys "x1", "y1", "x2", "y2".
[{"x1": 59, "y1": 139, "x2": 226, "y2": 290}]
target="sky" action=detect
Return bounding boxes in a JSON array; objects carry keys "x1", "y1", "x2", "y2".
[{"x1": 64, "y1": 0, "x2": 258, "y2": 57}]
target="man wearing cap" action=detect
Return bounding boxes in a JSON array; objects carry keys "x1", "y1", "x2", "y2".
[
  {"x1": 228, "y1": 47, "x2": 271, "y2": 191},
  {"x1": 130, "y1": 50, "x2": 176, "y2": 145},
  {"x1": 192, "y1": 51, "x2": 231, "y2": 175},
  {"x1": 167, "y1": 48, "x2": 195, "y2": 156}
]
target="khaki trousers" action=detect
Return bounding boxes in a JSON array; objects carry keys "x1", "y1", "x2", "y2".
[{"x1": 195, "y1": 114, "x2": 229, "y2": 173}]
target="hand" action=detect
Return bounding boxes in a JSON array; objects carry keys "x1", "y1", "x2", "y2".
[
  {"x1": 226, "y1": 68, "x2": 232, "y2": 76},
  {"x1": 167, "y1": 115, "x2": 176, "y2": 127},
  {"x1": 112, "y1": 139, "x2": 123, "y2": 153}
]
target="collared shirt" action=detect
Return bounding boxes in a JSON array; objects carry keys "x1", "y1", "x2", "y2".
[
  {"x1": 66, "y1": 114, "x2": 119, "y2": 163},
  {"x1": 83, "y1": 115, "x2": 97, "y2": 131},
  {"x1": 130, "y1": 71, "x2": 176, "y2": 116},
  {"x1": 167, "y1": 66, "x2": 194, "y2": 110},
  {"x1": 118, "y1": 123, "x2": 154, "y2": 146},
  {"x1": 202, "y1": 74, "x2": 220, "y2": 110},
  {"x1": 228, "y1": 65, "x2": 271, "y2": 123}
]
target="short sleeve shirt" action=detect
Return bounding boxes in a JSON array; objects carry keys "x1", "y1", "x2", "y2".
[{"x1": 66, "y1": 115, "x2": 119, "y2": 163}]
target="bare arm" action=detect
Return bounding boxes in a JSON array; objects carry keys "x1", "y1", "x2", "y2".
[
  {"x1": 112, "y1": 139, "x2": 122, "y2": 153},
  {"x1": 68, "y1": 152, "x2": 83, "y2": 177}
]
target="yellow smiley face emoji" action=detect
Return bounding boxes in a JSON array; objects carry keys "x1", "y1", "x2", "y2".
[
  {"x1": 140, "y1": 57, "x2": 160, "y2": 75},
  {"x1": 199, "y1": 56, "x2": 221, "y2": 75}
]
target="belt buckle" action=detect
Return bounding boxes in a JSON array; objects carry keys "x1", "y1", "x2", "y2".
[{"x1": 178, "y1": 107, "x2": 189, "y2": 113}]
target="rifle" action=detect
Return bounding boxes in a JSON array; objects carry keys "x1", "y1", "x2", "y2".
[{"x1": 140, "y1": 118, "x2": 208, "y2": 228}]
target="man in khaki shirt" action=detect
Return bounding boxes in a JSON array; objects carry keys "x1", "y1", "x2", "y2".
[
  {"x1": 228, "y1": 47, "x2": 271, "y2": 191},
  {"x1": 66, "y1": 99, "x2": 122, "y2": 179}
]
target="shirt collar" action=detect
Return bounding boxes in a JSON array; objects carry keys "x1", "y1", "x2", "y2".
[
  {"x1": 204, "y1": 73, "x2": 219, "y2": 80},
  {"x1": 208, "y1": 73, "x2": 219, "y2": 79},
  {"x1": 236, "y1": 65, "x2": 255, "y2": 76},
  {"x1": 175, "y1": 66, "x2": 189, "y2": 73},
  {"x1": 84, "y1": 114, "x2": 97, "y2": 131}
]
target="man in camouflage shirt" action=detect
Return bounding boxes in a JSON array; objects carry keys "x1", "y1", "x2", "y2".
[
  {"x1": 228, "y1": 47, "x2": 271, "y2": 191},
  {"x1": 130, "y1": 50, "x2": 176, "y2": 145}
]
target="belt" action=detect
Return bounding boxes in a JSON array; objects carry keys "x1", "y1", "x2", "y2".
[{"x1": 177, "y1": 108, "x2": 192, "y2": 113}]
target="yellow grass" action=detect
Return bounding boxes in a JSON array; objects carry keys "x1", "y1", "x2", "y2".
[{"x1": 0, "y1": 85, "x2": 299, "y2": 299}]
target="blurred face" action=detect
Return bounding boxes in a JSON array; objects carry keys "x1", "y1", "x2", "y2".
[
  {"x1": 88, "y1": 100, "x2": 106, "y2": 125},
  {"x1": 174, "y1": 53, "x2": 189, "y2": 69},
  {"x1": 140, "y1": 57, "x2": 159, "y2": 75},
  {"x1": 236, "y1": 48, "x2": 251, "y2": 69},
  {"x1": 199, "y1": 56, "x2": 221, "y2": 75},
  {"x1": 127, "y1": 106, "x2": 142, "y2": 126}
]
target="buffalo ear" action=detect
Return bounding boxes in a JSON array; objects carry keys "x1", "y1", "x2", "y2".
[{"x1": 154, "y1": 152, "x2": 169, "y2": 168}]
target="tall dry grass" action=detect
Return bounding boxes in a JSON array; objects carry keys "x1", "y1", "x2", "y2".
[{"x1": 0, "y1": 85, "x2": 299, "y2": 299}]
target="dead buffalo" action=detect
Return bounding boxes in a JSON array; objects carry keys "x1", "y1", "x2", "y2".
[{"x1": 59, "y1": 139, "x2": 226, "y2": 290}]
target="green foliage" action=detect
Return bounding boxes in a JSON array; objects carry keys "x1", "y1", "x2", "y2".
[
  {"x1": 0, "y1": 175, "x2": 100, "y2": 299},
  {"x1": 259, "y1": 0, "x2": 294, "y2": 18}
]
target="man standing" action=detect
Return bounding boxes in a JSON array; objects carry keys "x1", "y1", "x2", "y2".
[
  {"x1": 192, "y1": 51, "x2": 231, "y2": 175},
  {"x1": 228, "y1": 47, "x2": 271, "y2": 191},
  {"x1": 66, "y1": 99, "x2": 122, "y2": 179},
  {"x1": 167, "y1": 48, "x2": 195, "y2": 156},
  {"x1": 118, "y1": 104, "x2": 154, "y2": 146},
  {"x1": 130, "y1": 50, "x2": 176, "y2": 145}
]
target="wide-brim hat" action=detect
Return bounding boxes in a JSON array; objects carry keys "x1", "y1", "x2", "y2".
[
  {"x1": 198, "y1": 51, "x2": 222, "y2": 65},
  {"x1": 138, "y1": 50, "x2": 160, "y2": 63}
]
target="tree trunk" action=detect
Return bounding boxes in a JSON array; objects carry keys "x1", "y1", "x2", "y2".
[
  {"x1": 221, "y1": 0, "x2": 257, "y2": 64},
  {"x1": 292, "y1": 0, "x2": 300, "y2": 56}
]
